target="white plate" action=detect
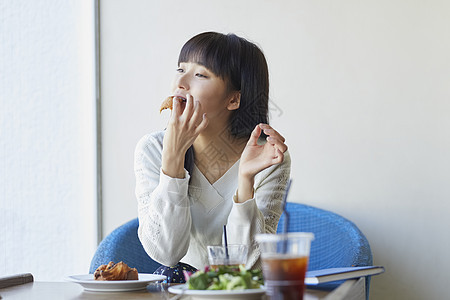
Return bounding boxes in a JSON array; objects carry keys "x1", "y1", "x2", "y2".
[
  {"x1": 66, "y1": 273, "x2": 166, "y2": 292},
  {"x1": 168, "y1": 284, "x2": 266, "y2": 300}
]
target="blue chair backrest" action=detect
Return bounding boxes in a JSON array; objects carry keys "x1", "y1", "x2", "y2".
[
  {"x1": 90, "y1": 202, "x2": 372, "y2": 275},
  {"x1": 277, "y1": 202, "x2": 373, "y2": 271},
  {"x1": 89, "y1": 218, "x2": 160, "y2": 274}
]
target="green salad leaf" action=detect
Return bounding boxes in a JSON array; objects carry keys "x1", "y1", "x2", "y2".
[{"x1": 185, "y1": 265, "x2": 264, "y2": 290}]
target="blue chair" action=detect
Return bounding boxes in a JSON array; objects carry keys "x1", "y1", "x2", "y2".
[
  {"x1": 277, "y1": 202, "x2": 373, "y2": 271},
  {"x1": 89, "y1": 218, "x2": 160, "y2": 274},
  {"x1": 277, "y1": 203, "x2": 373, "y2": 299},
  {"x1": 90, "y1": 202, "x2": 373, "y2": 297}
]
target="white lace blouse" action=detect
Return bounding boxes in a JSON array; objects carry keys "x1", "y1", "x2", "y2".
[{"x1": 134, "y1": 131, "x2": 291, "y2": 270}]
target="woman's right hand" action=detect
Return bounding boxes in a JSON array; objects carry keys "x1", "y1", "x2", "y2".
[{"x1": 161, "y1": 93, "x2": 208, "y2": 178}]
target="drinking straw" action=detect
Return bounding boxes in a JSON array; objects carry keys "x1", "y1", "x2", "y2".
[
  {"x1": 223, "y1": 225, "x2": 230, "y2": 264},
  {"x1": 281, "y1": 179, "x2": 292, "y2": 253}
]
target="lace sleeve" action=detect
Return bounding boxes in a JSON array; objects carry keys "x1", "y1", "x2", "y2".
[
  {"x1": 134, "y1": 133, "x2": 192, "y2": 267},
  {"x1": 226, "y1": 151, "x2": 291, "y2": 269}
]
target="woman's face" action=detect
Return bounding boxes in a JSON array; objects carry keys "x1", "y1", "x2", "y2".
[{"x1": 171, "y1": 62, "x2": 239, "y2": 121}]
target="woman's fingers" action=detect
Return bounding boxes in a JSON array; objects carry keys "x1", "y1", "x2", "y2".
[
  {"x1": 260, "y1": 124, "x2": 286, "y2": 143},
  {"x1": 181, "y1": 93, "x2": 194, "y2": 119},
  {"x1": 273, "y1": 148, "x2": 284, "y2": 164},
  {"x1": 194, "y1": 113, "x2": 209, "y2": 135},
  {"x1": 190, "y1": 99, "x2": 203, "y2": 125},
  {"x1": 247, "y1": 124, "x2": 263, "y2": 146},
  {"x1": 267, "y1": 136, "x2": 288, "y2": 153},
  {"x1": 171, "y1": 94, "x2": 186, "y2": 117},
  {"x1": 259, "y1": 123, "x2": 288, "y2": 154},
  {"x1": 171, "y1": 93, "x2": 206, "y2": 132},
  {"x1": 188, "y1": 99, "x2": 209, "y2": 135}
]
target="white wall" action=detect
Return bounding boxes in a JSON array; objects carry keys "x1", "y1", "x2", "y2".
[
  {"x1": 100, "y1": 1, "x2": 450, "y2": 299},
  {"x1": 0, "y1": 1, "x2": 97, "y2": 280}
]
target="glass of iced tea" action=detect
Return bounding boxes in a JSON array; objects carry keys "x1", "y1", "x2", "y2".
[
  {"x1": 207, "y1": 244, "x2": 248, "y2": 269},
  {"x1": 256, "y1": 233, "x2": 314, "y2": 300}
]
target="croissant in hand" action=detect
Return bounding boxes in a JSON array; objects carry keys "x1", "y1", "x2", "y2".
[{"x1": 159, "y1": 96, "x2": 187, "y2": 113}]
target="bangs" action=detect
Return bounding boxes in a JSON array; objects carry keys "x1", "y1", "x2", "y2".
[{"x1": 178, "y1": 32, "x2": 241, "y2": 91}]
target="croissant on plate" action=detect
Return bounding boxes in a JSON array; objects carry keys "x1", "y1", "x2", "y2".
[{"x1": 94, "y1": 261, "x2": 138, "y2": 281}]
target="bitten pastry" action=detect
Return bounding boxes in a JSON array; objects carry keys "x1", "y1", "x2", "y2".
[
  {"x1": 159, "y1": 96, "x2": 186, "y2": 113},
  {"x1": 94, "y1": 261, "x2": 139, "y2": 281}
]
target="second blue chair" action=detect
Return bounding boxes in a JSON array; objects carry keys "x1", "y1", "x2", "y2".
[{"x1": 277, "y1": 202, "x2": 372, "y2": 271}]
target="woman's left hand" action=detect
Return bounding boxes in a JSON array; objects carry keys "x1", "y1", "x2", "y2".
[{"x1": 237, "y1": 124, "x2": 288, "y2": 202}]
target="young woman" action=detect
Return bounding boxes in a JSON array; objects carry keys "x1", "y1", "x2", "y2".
[{"x1": 134, "y1": 32, "x2": 291, "y2": 282}]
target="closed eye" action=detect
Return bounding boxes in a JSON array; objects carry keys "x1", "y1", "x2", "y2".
[{"x1": 176, "y1": 68, "x2": 184, "y2": 73}]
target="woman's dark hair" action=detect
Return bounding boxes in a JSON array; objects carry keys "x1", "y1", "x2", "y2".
[
  {"x1": 178, "y1": 32, "x2": 270, "y2": 174},
  {"x1": 179, "y1": 32, "x2": 269, "y2": 137}
]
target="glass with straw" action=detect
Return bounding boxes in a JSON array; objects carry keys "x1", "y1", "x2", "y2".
[
  {"x1": 256, "y1": 180, "x2": 314, "y2": 300},
  {"x1": 207, "y1": 225, "x2": 248, "y2": 270}
]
